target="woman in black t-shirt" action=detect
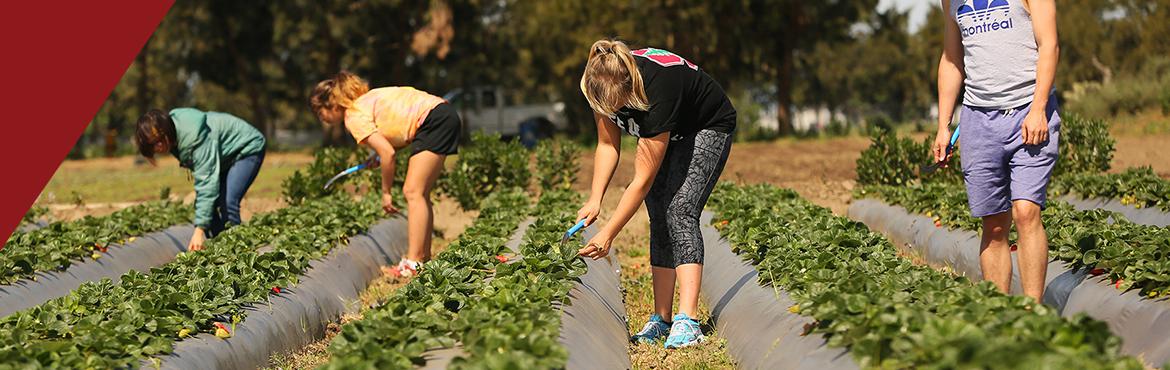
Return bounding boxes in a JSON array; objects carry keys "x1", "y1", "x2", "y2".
[{"x1": 575, "y1": 39, "x2": 735, "y2": 349}]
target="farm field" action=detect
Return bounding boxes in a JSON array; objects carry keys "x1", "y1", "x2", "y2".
[
  {"x1": 13, "y1": 0, "x2": 1170, "y2": 368},
  {"x1": 6, "y1": 128, "x2": 1169, "y2": 370}
]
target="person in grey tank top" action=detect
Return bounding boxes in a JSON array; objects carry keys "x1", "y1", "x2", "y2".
[{"x1": 934, "y1": 0, "x2": 1060, "y2": 303}]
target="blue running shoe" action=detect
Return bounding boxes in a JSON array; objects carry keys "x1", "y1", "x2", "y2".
[
  {"x1": 630, "y1": 314, "x2": 671, "y2": 344},
  {"x1": 664, "y1": 313, "x2": 705, "y2": 349}
]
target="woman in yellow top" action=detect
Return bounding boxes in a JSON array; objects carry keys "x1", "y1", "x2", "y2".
[{"x1": 310, "y1": 71, "x2": 461, "y2": 276}]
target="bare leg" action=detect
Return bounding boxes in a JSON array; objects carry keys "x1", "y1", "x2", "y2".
[
  {"x1": 402, "y1": 151, "x2": 445, "y2": 262},
  {"x1": 675, "y1": 263, "x2": 703, "y2": 318},
  {"x1": 1013, "y1": 200, "x2": 1048, "y2": 302},
  {"x1": 980, "y1": 211, "x2": 1013, "y2": 293},
  {"x1": 652, "y1": 267, "x2": 676, "y2": 319}
]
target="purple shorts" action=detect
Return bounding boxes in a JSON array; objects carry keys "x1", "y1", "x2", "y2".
[{"x1": 958, "y1": 97, "x2": 1061, "y2": 218}]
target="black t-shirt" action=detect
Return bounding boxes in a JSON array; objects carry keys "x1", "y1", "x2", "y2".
[{"x1": 611, "y1": 48, "x2": 736, "y2": 140}]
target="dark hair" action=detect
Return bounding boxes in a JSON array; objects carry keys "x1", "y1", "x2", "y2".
[{"x1": 135, "y1": 109, "x2": 177, "y2": 158}]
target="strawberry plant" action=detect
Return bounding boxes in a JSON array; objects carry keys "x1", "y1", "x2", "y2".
[
  {"x1": 534, "y1": 138, "x2": 582, "y2": 192},
  {"x1": 861, "y1": 182, "x2": 1170, "y2": 298},
  {"x1": 282, "y1": 146, "x2": 409, "y2": 205},
  {"x1": 325, "y1": 190, "x2": 532, "y2": 368},
  {"x1": 0, "y1": 194, "x2": 382, "y2": 368},
  {"x1": 0, "y1": 200, "x2": 191, "y2": 284},
  {"x1": 856, "y1": 113, "x2": 1114, "y2": 187},
  {"x1": 856, "y1": 129, "x2": 962, "y2": 186},
  {"x1": 450, "y1": 189, "x2": 586, "y2": 368},
  {"x1": 711, "y1": 183, "x2": 1143, "y2": 368},
  {"x1": 325, "y1": 189, "x2": 586, "y2": 369},
  {"x1": 438, "y1": 133, "x2": 531, "y2": 210},
  {"x1": 17, "y1": 205, "x2": 51, "y2": 228},
  {"x1": 1051, "y1": 166, "x2": 1170, "y2": 212},
  {"x1": 1054, "y1": 113, "x2": 1114, "y2": 176}
]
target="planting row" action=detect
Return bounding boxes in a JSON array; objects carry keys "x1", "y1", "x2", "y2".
[
  {"x1": 859, "y1": 183, "x2": 1170, "y2": 298},
  {"x1": 322, "y1": 190, "x2": 531, "y2": 368},
  {"x1": 324, "y1": 189, "x2": 588, "y2": 368},
  {"x1": 0, "y1": 194, "x2": 381, "y2": 368},
  {"x1": 1, "y1": 200, "x2": 191, "y2": 285},
  {"x1": 856, "y1": 114, "x2": 1170, "y2": 220},
  {"x1": 1050, "y1": 166, "x2": 1170, "y2": 212},
  {"x1": 849, "y1": 198, "x2": 1170, "y2": 366},
  {"x1": 709, "y1": 183, "x2": 1143, "y2": 368},
  {"x1": 282, "y1": 134, "x2": 581, "y2": 211}
]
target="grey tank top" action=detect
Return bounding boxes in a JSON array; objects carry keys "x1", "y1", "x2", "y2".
[{"x1": 951, "y1": 0, "x2": 1044, "y2": 109}]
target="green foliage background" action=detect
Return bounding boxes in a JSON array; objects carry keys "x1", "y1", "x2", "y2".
[{"x1": 77, "y1": 0, "x2": 1170, "y2": 156}]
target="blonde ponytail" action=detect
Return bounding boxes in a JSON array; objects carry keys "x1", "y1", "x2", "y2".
[
  {"x1": 580, "y1": 39, "x2": 650, "y2": 116},
  {"x1": 310, "y1": 71, "x2": 371, "y2": 112}
]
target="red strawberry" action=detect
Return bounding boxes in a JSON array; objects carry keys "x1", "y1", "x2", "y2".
[
  {"x1": 1116, "y1": 279, "x2": 1124, "y2": 289},
  {"x1": 934, "y1": 220, "x2": 942, "y2": 228},
  {"x1": 1090, "y1": 268, "x2": 1105, "y2": 276},
  {"x1": 1010, "y1": 244, "x2": 1018, "y2": 252},
  {"x1": 495, "y1": 255, "x2": 508, "y2": 263},
  {"x1": 272, "y1": 287, "x2": 281, "y2": 294}
]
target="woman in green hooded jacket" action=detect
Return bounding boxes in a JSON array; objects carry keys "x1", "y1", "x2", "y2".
[{"x1": 134, "y1": 108, "x2": 266, "y2": 251}]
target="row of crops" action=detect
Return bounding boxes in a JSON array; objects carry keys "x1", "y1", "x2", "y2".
[
  {"x1": 325, "y1": 189, "x2": 589, "y2": 368},
  {"x1": 0, "y1": 194, "x2": 382, "y2": 368},
  {"x1": 0, "y1": 134, "x2": 598, "y2": 369},
  {"x1": 853, "y1": 114, "x2": 1170, "y2": 295},
  {"x1": 2, "y1": 201, "x2": 190, "y2": 284},
  {"x1": 5, "y1": 118, "x2": 1164, "y2": 368},
  {"x1": 855, "y1": 113, "x2": 1170, "y2": 216},
  {"x1": 710, "y1": 182, "x2": 1144, "y2": 368},
  {"x1": 845, "y1": 113, "x2": 1170, "y2": 367}
]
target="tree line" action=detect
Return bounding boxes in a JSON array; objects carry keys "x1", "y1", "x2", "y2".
[{"x1": 81, "y1": 0, "x2": 1169, "y2": 156}]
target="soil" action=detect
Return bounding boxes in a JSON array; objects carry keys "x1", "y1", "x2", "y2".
[
  {"x1": 576, "y1": 137, "x2": 869, "y2": 215},
  {"x1": 1111, "y1": 134, "x2": 1170, "y2": 177}
]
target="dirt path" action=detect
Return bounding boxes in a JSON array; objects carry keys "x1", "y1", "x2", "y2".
[
  {"x1": 1111, "y1": 134, "x2": 1170, "y2": 177},
  {"x1": 576, "y1": 137, "x2": 869, "y2": 214}
]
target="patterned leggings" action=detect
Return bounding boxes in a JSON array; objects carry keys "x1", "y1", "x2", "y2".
[{"x1": 646, "y1": 129, "x2": 732, "y2": 268}]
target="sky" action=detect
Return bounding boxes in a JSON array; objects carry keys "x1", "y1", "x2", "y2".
[{"x1": 878, "y1": 0, "x2": 934, "y2": 32}]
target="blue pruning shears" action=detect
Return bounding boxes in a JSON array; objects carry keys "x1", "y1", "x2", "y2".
[
  {"x1": 921, "y1": 125, "x2": 960, "y2": 175},
  {"x1": 323, "y1": 153, "x2": 380, "y2": 190},
  {"x1": 560, "y1": 219, "x2": 588, "y2": 248}
]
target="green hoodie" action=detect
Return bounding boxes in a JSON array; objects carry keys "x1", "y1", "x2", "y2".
[{"x1": 169, "y1": 108, "x2": 266, "y2": 228}]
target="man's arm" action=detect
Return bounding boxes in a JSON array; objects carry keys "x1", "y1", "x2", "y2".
[
  {"x1": 935, "y1": 0, "x2": 965, "y2": 162},
  {"x1": 1024, "y1": 0, "x2": 1059, "y2": 145}
]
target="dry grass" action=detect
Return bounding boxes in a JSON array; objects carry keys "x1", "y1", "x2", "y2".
[{"x1": 38, "y1": 152, "x2": 313, "y2": 206}]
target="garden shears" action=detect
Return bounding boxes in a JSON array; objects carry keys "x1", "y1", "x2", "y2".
[
  {"x1": 323, "y1": 153, "x2": 380, "y2": 190},
  {"x1": 560, "y1": 219, "x2": 588, "y2": 248},
  {"x1": 920, "y1": 125, "x2": 960, "y2": 175}
]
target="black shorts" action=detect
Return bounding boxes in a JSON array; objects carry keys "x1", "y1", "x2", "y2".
[{"x1": 412, "y1": 102, "x2": 461, "y2": 156}]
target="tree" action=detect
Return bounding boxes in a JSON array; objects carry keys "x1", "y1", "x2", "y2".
[{"x1": 716, "y1": 0, "x2": 877, "y2": 135}]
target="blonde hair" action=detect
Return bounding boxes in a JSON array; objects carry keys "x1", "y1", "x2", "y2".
[
  {"x1": 580, "y1": 39, "x2": 650, "y2": 116},
  {"x1": 310, "y1": 71, "x2": 371, "y2": 113}
]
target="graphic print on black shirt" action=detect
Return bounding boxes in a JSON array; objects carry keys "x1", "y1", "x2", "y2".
[{"x1": 611, "y1": 48, "x2": 736, "y2": 141}]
